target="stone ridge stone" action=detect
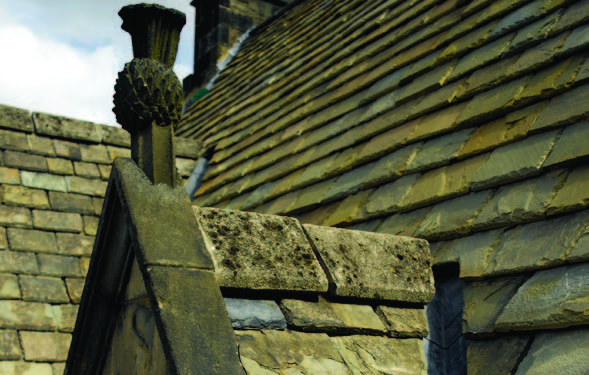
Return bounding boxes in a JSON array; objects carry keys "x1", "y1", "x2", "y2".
[
  {"x1": 32, "y1": 112, "x2": 104, "y2": 143},
  {"x1": 194, "y1": 207, "x2": 328, "y2": 292},
  {"x1": 303, "y1": 224, "x2": 434, "y2": 303},
  {"x1": 0, "y1": 104, "x2": 33, "y2": 132}
]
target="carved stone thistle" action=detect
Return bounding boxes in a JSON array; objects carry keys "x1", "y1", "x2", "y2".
[{"x1": 113, "y1": 3, "x2": 186, "y2": 187}]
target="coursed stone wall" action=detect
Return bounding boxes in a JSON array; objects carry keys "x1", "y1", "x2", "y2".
[{"x1": 0, "y1": 104, "x2": 200, "y2": 375}]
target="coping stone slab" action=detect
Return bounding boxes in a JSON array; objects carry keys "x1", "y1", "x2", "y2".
[
  {"x1": 302, "y1": 224, "x2": 434, "y2": 303},
  {"x1": 0, "y1": 104, "x2": 33, "y2": 133},
  {"x1": 32, "y1": 112, "x2": 104, "y2": 143},
  {"x1": 194, "y1": 207, "x2": 328, "y2": 292}
]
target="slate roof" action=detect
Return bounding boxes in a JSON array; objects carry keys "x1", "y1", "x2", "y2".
[{"x1": 178, "y1": 0, "x2": 589, "y2": 372}]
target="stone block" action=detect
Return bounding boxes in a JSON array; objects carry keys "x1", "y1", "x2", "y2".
[
  {"x1": 0, "y1": 362, "x2": 53, "y2": 375},
  {"x1": 406, "y1": 128, "x2": 475, "y2": 173},
  {"x1": 20, "y1": 171, "x2": 67, "y2": 192},
  {"x1": 467, "y1": 334, "x2": 532, "y2": 375},
  {"x1": 543, "y1": 122, "x2": 589, "y2": 168},
  {"x1": 65, "y1": 175, "x2": 108, "y2": 196},
  {"x1": 33, "y1": 210, "x2": 82, "y2": 233},
  {"x1": 19, "y1": 275, "x2": 69, "y2": 303},
  {"x1": 0, "y1": 130, "x2": 28, "y2": 152},
  {"x1": 2, "y1": 151, "x2": 47, "y2": 172},
  {"x1": 0, "y1": 274, "x2": 20, "y2": 299},
  {"x1": 92, "y1": 197, "x2": 104, "y2": 216},
  {"x1": 432, "y1": 229, "x2": 505, "y2": 278},
  {"x1": 303, "y1": 224, "x2": 434, "y2": 303},
  {"x1": 19, "y1": 331, "x2": 71, "y2": 362},
  {"x1": 463, "y1": 276, "x2": 526, "y2": 334},
  {"x1": 82, "y1": 215, "x2": 99, "y2": 236},
  {"x1": 65, "y1": 278, "x2": 85, "y2": 303},
  {"x1": 0, "y1": 185, "x2": 49, "y2": 209},
  {"x1": 224, "y1": 298, "x2": 286, "y2": 329},
  {"x1": 473, "y1": 169, "x2": 567, "y2": 229},
  {"x1": 0, "y1": 330, "x2": 21, "y2": 360},
  {"x1": 376, "y1": 207, "x2": 431, "y2": 238},
  {"x1": 323, "y1": 189, "x2": 374, "y2": 226},
  {"x1": 98, "y1": 164, "x2": 112, "y2": 180},
  {"x1": 0, "y1": 205, "x2": 32, "y2": 228},
  {"x1": 0, "y1": 104, "x2": 33, "y2": 132},
  {"x1": 364, "y1": 174, "x2": 420, "y2": 216},
  {"x1": 236, "y1": 330, "x2": 349, "y2": 374},
  {"x1": 33, "y1": 112, "x2": 103, "y2": 143},
  {"x1": 105, "y1": 145, "x2": 130, "y2": 160},
  {"x1": 531, "y1": 84, "x2": 589, "y2": 132},
  {"x1": 281, "y1": 297, "x2": 386, "y2": 334},
  {"x1": 414, "y1": 190, "x2": 492, "y2": 240},
  {"x1": 0, "y1": 167, "x2": 20, "y2": 185},
  {"x1": 485, "y1": 210, "x2": 589, "y2": 275},
  {"x1": 73, "y1": 161, "x2": 100, "y2": 179},
  {"x1": 52, "y1": 304, "x2": 78, "y2": 333},
  {"x1": 496, "y1": 262, "x2": 589, "y2": 330},
  {"x1": 515, "y1": 328, "x2": 589, "y2": 375},
  {"x1": 26, "y1": 134, "x2": 55, "y2": 157},
  {"x1": 56, "y1": 233, "x2": 94, "y2": 256},
  {"x1": 471, "y1": 130, "x2": 559, "y2": 190},
  {"x1": 47, "y1": 157, "x2": 74, "y2": 175},
  {"x1": 79, "y1": 144, "x2": 110, "y2": 164},
  {"x1": 375, "y1": 306, "x2": 428, "y2": 338},
  {"x1": 37, "y1": 254, "x2": 82, "y2": 277},
  {"x1": 49, "y1": 191, "x2": 94, "y2": 214},
  {"x1": 53, "y1": 140, "x2": 82, "y2": 161},
  {"x1": 102, "y1": 125, "x2": 130, "y2": 147},
  {"x1": 0, "y1": 251, "x2": 39, "y2": 274},
  {"x1": 0, "y1": 301, "x2": 56, "y2": 330},
  {"x1": 194, "y1": 207, "x2": 328, "y2": 292},
  {"x1": 332, "y1": 335, "x2": 426, "y2": 374},
  {"x1": 399, "y1": 154, "x2": 489, "y2": 210}
]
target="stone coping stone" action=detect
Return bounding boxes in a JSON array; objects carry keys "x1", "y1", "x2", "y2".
[
  {"x1": 224, "y1": 298, "x2": 286, "y2": 330},
  {"x1": 33, "y1": 112, "x2": 105, "y2": 143},
  {"x1": 303, "y1": 224, "x2": 434, "y2": 303},
  {"x1": 194, "y1": 207, "x2": 328, "y2": 293},
  {"x1": 0, "y1": 104, "x2": 33, "y2": 133}
]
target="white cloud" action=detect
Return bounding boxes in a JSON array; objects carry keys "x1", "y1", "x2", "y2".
[{"x1": 0, "y1": 1, "x2": 195, "y2": 127}]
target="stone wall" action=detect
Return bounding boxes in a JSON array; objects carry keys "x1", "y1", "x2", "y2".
[{"x1": 0, "y1": 104, "x2": 200, "y2": 375}]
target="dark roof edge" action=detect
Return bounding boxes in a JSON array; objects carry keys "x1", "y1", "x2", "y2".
[{"x1": 249, "y1": 0, "x2": 308, "y2": 37}]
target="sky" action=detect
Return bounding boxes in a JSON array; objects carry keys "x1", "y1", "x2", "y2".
[{"x1": 0, "y1": 0, "x2": 196, "y2": 127}]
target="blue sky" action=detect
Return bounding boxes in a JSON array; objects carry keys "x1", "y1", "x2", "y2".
[{"x1": 0, "y1": 0, "x2": 196, "y2": 127}]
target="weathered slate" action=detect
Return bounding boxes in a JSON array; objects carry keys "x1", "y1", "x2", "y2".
[
  {"x1": 303, "y1": 224, "x2": 434, "y2": 302},
  {"x1": 224, "y1": 298, "x2": 286, "y2": 329},
  {"x1": 32, "y1": 112, "x2": 104, "y2": 143},
  {"x1": 375, "y1": 306, "x2": 428, "y2": 338},
  {"x1": 543, "y1": 122, "x2": 589, "y2": 168},
  {"x1": 0, "y1": 104, "x2": 33, "y2": 132},
  {"x1": 467, "y1": 334, "x2": 532, "y2": 375},
  {"x1": 546, "y1": 165, "x2": 589, "y2": 215},
  {"x1": 0, "y1": 301, "x2": 56, "y2": 330}
]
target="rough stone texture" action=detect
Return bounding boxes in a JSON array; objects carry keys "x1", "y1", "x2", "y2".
[
  {"x1": 65, "y1": 176, "x2": 108, "y2": 196},
  {"x1": 515, "y1": 327, "x2": 589, "y2": 375},
  {"x1": 48, "y1": 192, "x2": 94, "y2": 215},
  {"x1": 27, "y1": 135, "x2": 55, "y2": 157},
  {"x1": 303, "y1": 224, "x2": 434, "y2": 302},
  {"x1": 73, "y1": 161, "x2": 100, "y2": 179},
  {"x1": 7, "y1": 228, "x2": 57, "y2": 253},
  {"x1": 56, "y1": 233, "x2": 94, "y2": 256},
  {"x1": 37, "y1": 254, "x2": 81, "y2": 277},
  {"x1": 53, "y1": 140, "x2": 81, "y2": 161},
  {"x1": 414, "y1": 190, "x2": 491, "y2": 240},
  {"x1": 0, "y1": 168, "x2": 20, "y2": 185},
  {"x1": 194, "y1": 207, "x2": 328, "y2": 292},
  {"x1": 236, "y1": 330, "x2": 350, "y2": 374},
  {"x1": 543, "y1": 122, "x2": 589, "y2": 168},
  {"x1": 20, "y1": 171, "x2": 67, "y2": 192},
  {"x1": 376, "y1": 306, "x2": 428, "y2": 338},
  {"x1": 547, "y1": 164, "x2": 589, "y2": 215},
  {"x1": 280, "y1": 297, "x2": 386, "y2": 334},
  {"x1": 463, "y1": 276, "x2": 526, "y2": 334},
  {"x1": 52, "y1": 304, "x2": 78, "y2": 333},
  {"x1": 333, "y1": 335, "x2": 427, "y2": 375},
  {"x1": 79, "y1": 144, "x2": 110, "y2": 164},
  {"x1": 1, "y1": 185, "x2": 49, "y2": 209},
  {"x1": 0, "y1": 361, "x2": 53, "y2": 375},
  {"x1": 0, "y1": 274, "x2": 20, "y2": 299},
  {"x1": 485, "y1": 210, "x2": 589, "y2": 275},
  {"x1": 471, "y1": 130, "x2": 560, "y2": 190},
  {"x1": 19, "y1": 275, "x2": 69, "y2": 304},
  {"x1": 0, "y1": 206, "x2": 32, "y2": 228},
  {"x1": 224, "y1": 298, "x2": 286, "y2": 329},
  {"x1": 0, "y1": 330, "x2": 21, "y2": 360},
  {"x1": 82, "y1": 215, "x2": 99, "y2": 236},
  {"x1": 0, "y1": 131, "x2": 28, "y2": 153},
  {"x1": 0, "y1": 252, "x2": 39, "y2": 274},
  {"x1": 495, "y1": 263, "x2": 589, "y2": 330},
  {"x1": 3, "y1": 151, "x2": 47, "y2": 172},
  {"x1": 0, "y1": 229, "x2": 5, "y2": 250},
  {"x1": 33, "y1": 112, "x2": 103, "y2": 143},
  {"x1": 405, "y1": 128, "x2": 476, "y2": 173},
  {"x1": 46, "y1": 158, "x2": 74, "y2": 175},
  {"x1": 19, "y1": 331, "x2": 71, "y2": 361},
  {"x1": 64, "y1": 278, "x2": 84, "y2": 304},
  {"x1": 0, "y1": 301, "x2": 56, "y2": 330},
  {"x1": 467, "y1": 334, "x2": 532, "y2": 375},
  {"x1": 0, "y1": 104, "x2": 34, "y2": 132},
  {"x1": 32, "y1": 210, "x2": 82, "y2": 233},
  {"x1": 473, "y1": 169, "x2": 567, "y2": 229}
]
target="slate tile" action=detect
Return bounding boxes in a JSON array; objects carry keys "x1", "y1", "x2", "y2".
[
  {"x1": 0, "y1": 330, "x2": 21, "y2": 360},
  {"x1": 472, "y1": 169, "x2": 567, "y2": 230},
  {"x1": 324, "y1": 189, "x2": 374, "y2": 226},
  {"x1": 364, "y1": 143, "x2": 421, "y2": 188},
  {"x1": 287, "y1": 179, "x2": 334, "y2": 214},
  {"x1": 0, "y1": 251, "x2": 39, "y2": 274},
  {"x1": 467, "y1": 334, "x2": 532, "y2": 375},
  {"x1": 52, "y1": 305, "x2": 78, "y2": 333},
  {"x1": 65, "y1": 278, "x2": 84, "y2": 303},
  {"x1": 347, "y1": 218, "x2": 383, "y2": 233},
  {"x1": 65, "y1": 176, "x2": 108, "y2": 196},
  {"x1": 520, "y1": 55, "x2": 585, "y2": 101},
  {"x1": 356, "y1": 119, "x2": 419, "y2": 163},
  {"x1": 2, "y1": 151, "x2": 47, "y2": 172},
  {"x1": 26, "y1": 134, "x2": 55, "y2": 157},
  {"x1": 82, "y1": 215, "x2": 99, "y2": 236},
  {"x1": 46, "y1": 157, "x2": 74, "y2": 175},
  {"x1": 470, "y1": 130, "x2": 560, "y2": 190},
  {"x1": 396, "y1": 61, "x2": 457, "y2": 104},
  {"x1": 7, "y1": 228, "x2": 57, "y2": 253},
  {"x1": 364, "y1": 174, "x2": 421, "y2": 216},
  {"x1": 547, "y1": 165, "x2": 589, "y2": 215},
  {"x1": 79, "y1": 144, "x2": 110, "y2": 164},
  {"x1": 106, "y1": 145, "x2": 130, "y2": 160},
  {"x1": 323, "y1": 162, "x2": 376, "y2": 202},
  {"x1": 439, "y1": 20, "x2": 497, "y2": 61},
  {"x1": 406, "y1": 128, "x2": 475, "y2": 173},
  {"x1": 20, "y1": 171, "x2": 67, "y2": 192},
  {"x1": 0, "y1": 301, "x2": 56, "y2": 330},
  {"x1": 409, "y1": 79, "x2": 466, "y2": 118},
  {"x1": 33, "y1": 210, "x2": 82, "y2": 233},
  {"x1": 73, "y1": 161, "x2": 100, "y2": 179},
  {"x1": 484, "y1": 209, "x2": 589, "y2": 275},
  {"x1": 507, "y1": 33, "x2": 568, "y2": 76},
  {"x1": 503, "y1": 9, "x2": 563, "y2": 56},
  {"x1": 56, "y1": 233, "x2": 94, "y2": 256},
  {"x1": 33, "y1": 112, "x2": 103, "y2": 143},
  {"x1": 551, "y1": 0, "x2": 589, "y2": 35},
  {"x1": 19, "y1": 331, "x2": 71, "y2": 362},
  {"x1": 20, "y1": 275, "x2": 69, "y2": 303},
  {"x1": 0, "y1": 228, "x2": 5, "y2": 250},
  {"x1": 376, "y1": 306, "x2": 428, "y2": 338},
  {"x1": 0, "y1": 205, "x2": 32, "y2": 228},
  {"x1": 98, "y1": 164, "x2": 112, "y2": 180},
  {"x1": 92, "y1": 197, "x2": 104, "y2": 216},
  {"x1": 514, "y1": 328, "x2": 589, "y2": 375},
  {"x1": 414, "y1": 190, "x2": 492, "y2": 240},
  {"x1": 0, "y1": 104, "x2": 33, "y2": 132},
  {"x1": 0, "y1": 274, "x2": 20, "y2": 299},
  {"x1": 543, "y1": 122, "x2": 589, "y2": 168},
  {"x1": 488, "y1": 0, "x2": 554, "y2": 39},
  {"x1": 225, "y1": 298, "x2": 286, "y2": 330},
  {"x1": 0, "y1": 362, "x2": 53, "y2": 375},
  {"x1": 37, "y1": 254, "x2": 82, "y2": 277},
  {"x1": 0, "y1": 185, "x2": 49, "y2": 209},
  {"x1": 0, "y1": 130, "x2": 28, "y2": 152},
  {"x1": 0, "y1": 167, "x2": 20, "y2": 185},
  {"x1": 102, "y1": 125, "x2": 130, "y2": 147},
  {"x1": 531, "y1": 84, "x2": 589, "y2": 132},
  {"x1": 463, "y1": 54, "x2": 520, "y2": 97},
  {"x1": 281, "y1": 297, "x2": 386, "y2": 334},
  {"x1": 49, "y1": 191, "x2": 94, "y2": 214},
  {"x1": 556, "y1": 23, "x2": 589, "y2": 57},
  {"x1": 53, "y1": 140, "x2": 82, "y2": 161},
  {"x1": 292, "y1": 201, "x2": 339, "y2": 226}
]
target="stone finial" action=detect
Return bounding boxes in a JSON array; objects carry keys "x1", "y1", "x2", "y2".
[{"x1": 113, "y1": 3, "x2": 186, "y2": 187}]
